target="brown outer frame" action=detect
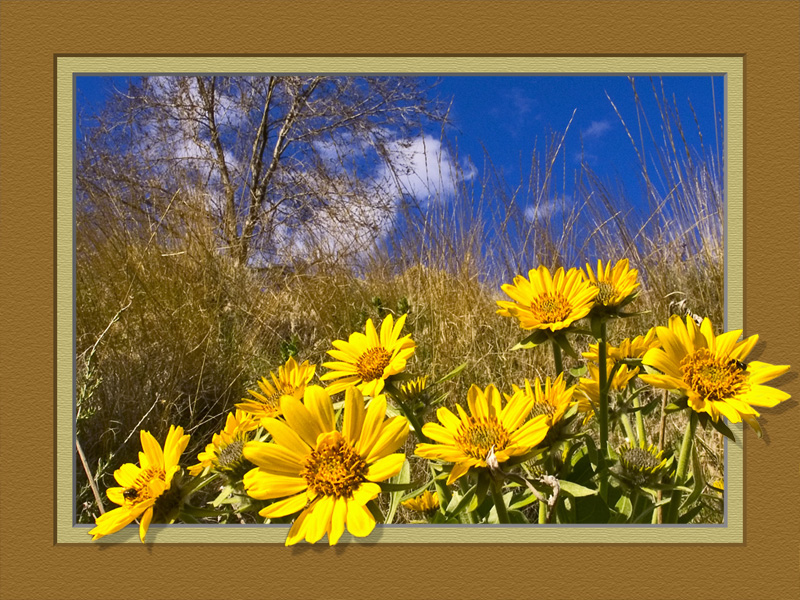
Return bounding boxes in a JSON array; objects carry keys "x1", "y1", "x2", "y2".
[{"x1": 1, "y1": 2, "x2": 798, "y2": 599}]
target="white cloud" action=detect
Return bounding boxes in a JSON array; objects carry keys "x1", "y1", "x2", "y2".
[
  {"x1": 376, "y1": 134, "x2": 476, "y2": 205},
  {"x1": 524, "y1": 195, "x2": 570, "y2": 222},
  {"x1": 583, "y1": 120, "x2": 611, "y2": 138}
]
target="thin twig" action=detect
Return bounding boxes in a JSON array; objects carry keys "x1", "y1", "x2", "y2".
[{"x1": 76, "y1": 438, "x2": 105, "y2": 514}]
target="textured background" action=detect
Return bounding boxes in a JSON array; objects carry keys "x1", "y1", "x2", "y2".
[{"x1": 1, "y1": 1, "x2": 798, "y2": 599}]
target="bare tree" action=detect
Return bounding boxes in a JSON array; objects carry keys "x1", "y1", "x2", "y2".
[{"x1": 77, "y1": 75, "x2": 447, "y2": 267}]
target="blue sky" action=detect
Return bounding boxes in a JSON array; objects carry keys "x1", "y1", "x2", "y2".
[
  {"x1": 76, "y1": 74, "x2": 724, "y2": 270},
  {"x1": 424, "y1": 75, "x2": 724, "y2": 211},
  {"x1": 76, "y1": 74, "x2": 724, "y2": 202}
]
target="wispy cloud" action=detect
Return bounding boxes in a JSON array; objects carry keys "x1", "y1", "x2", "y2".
[
  {"x1": 582, "y1": 120, "x2": 611, "y2": 138},
  {"x1": 524, "y1": 195, "x2": 571, "y2": 222}
]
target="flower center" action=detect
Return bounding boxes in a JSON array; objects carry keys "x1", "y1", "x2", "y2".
[
  {"x1": 356, "y1": 347, "x2": 392, "y2": 382},
  {"x1": 530, "y1": 402, "x2": 556, "y2": 420},
  {"x1": 530, "y1": 292, "x2": 572, "y2": 324},
  {"x1": 455, "y1": 416, "x2": 511, "y2": 461},
  {"x1": 217, "y1": 439, "x2": 246, "y2": 470},
  {"x1": 123, "y1": 467, "x2": 166, "y2": 507},
  {"x1": 680, "y1": 348, "x2": 749, "y2": 403},
  {"x1": 592, "y1": 281, "x2": 618, "y2": 305},
  {"x1": 302, "y1": 432, "x2": 367, "y2": 499}
]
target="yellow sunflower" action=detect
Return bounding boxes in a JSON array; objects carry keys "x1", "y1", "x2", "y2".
[
  {"x1": 243, "y1": 386, "x2": 409, "y2": 545},
  {"x1": 401, "y1": 490, "x2": 440, "y2": 514},
  {"x1": 575, "y1": 360, "x2": 638, "y2": 417},
  {"x1": 508, "y1": 373, "x2": 575, "y2": 427},
  {"x1": 582, "y1": 258, "x2": 639, "y2": 308},
  {"x1": 188, "y1": 410, "x2": 258, "y2": 478},
  {"x1": 583, "y1": 327, "x2": 660, "y2": 363},
  {"x1": 415, "y1": 384, "x2": 550, "y2": 484},
  {"x1": 89, "y1": 425, "x2": 190, "y2": 543},
  {"x1": 237, "y1": 356, "x2": 316, "y2": 423},
  {"x1": 320, "y1": 313, "x2": 415, "y2": 396},
  {"x1": 640, "y1": 315, "x2": 790, "y2": 434},
  {"x1": 496, "y1": 265, "x2": 599, "y2": 332}
]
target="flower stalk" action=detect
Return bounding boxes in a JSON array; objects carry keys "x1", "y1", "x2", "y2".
[
  {"x1": 489, "y1": 477, "x2": 511, "y2": 524},
  {"x1": 667, "y1": 411, "x2": 698, "y2": 523}
]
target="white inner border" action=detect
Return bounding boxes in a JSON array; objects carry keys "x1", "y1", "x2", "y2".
[{"x1": 57, "y1": 56, "x2": 743, "y2": 543}]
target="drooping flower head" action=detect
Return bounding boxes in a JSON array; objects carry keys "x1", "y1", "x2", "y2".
[
  {"x1": 508, "y1": 373, "x2": 575, "y2": 428},
  {"x1": 243, "y1": 386, "x2": 409, "y2": 545},
  {"x1": 237, "y1": 356, "x2": 316, "y2": 423},
  {"x1": 321, "y1": 313, "x2": 415, "y2": 396},
  {"x1": 401, "y1": 490, "x2": 440, "y2": 515},
  {"x1": 615, "y1": 442, "x2": 672, "y2": 487},
  {"x1": 575, "y1": 360, "x2": 638, "y2": 418},
  {"x1": 415, "y1": 384, "x2": 550, "y2": 484},
  {"x1": 583, "y1": 327, "x2": 660, "y2": 363},
  {"x1": 188, "y1": 410, "x2": 258, "y2": 479},
  {"x1": 640, "y1": 315, "x2": 790, "y2": 435},
  {"x1": 496, "y1": 265, "x2": 599, "y2": 332},
  {"x1": 89, "y1": 425, "x2": 190, "y2": 543},
  {"x1": 582, "y1": 258, "x2": 639, "y2": 309}
]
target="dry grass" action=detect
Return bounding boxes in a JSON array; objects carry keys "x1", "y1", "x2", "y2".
[{"x1": 76, "y1": 79, "x2": 725, "y2": 524}]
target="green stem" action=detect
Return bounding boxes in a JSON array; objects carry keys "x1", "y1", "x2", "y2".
[
  {"x1": 598, "y1": 321, "x2": 609, "y2": 459},
  {"x1": 667, "y1": 412, "x2": 698, "y2": 523},
  {"x1": 538, "y1": 500, "x2": 548, "y2": 524},
  {"x1": 620, "y1": 412, "x2": 637, "y2": 444},
  {"x1": 633, "y1": 394, "x2": 647, "y2": 446},
  {"x1": 629, "y1": 489, "x2": 643, "y2": 524},
  {"x1": 489, "y1": 478, "x2": 511, "y2": 524},
  {"x1": 459, "y1": 477, "x2": 478, "y2": 524},
  {"x1": 551, "y1": 339, "x2": 564, "y2": 375},
  {"x1": 386, "y1": 387, "x2": 431, "y2": 444},
  {"x1": 597, "y1": 321, "x2": 610, "y2": 502}
]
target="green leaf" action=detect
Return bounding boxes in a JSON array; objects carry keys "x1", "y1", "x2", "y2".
[
  {"x1": 435, "y1": 362, "x2": 468, "y2": 385},
  {"x1": 569, "y1": 365, "x2": 588, "y2": 378},
  {"x1": 431, "y1": 464, "x2": 453, "y2": 511},
  {"x1": 678, "y1": 504, "x2": 706, "y2": 524},
  {"x1": 378, "y1": 482, "x2": 416, "y2": 493},
  {"x1": 211, "y1": 485, "x2": 233, "y2": 508},
  {"x1": 445, "y1": 484, "x2": 477, "y2": 519},
  {"x1": 554, "y1": 333, "x2": 580, "y2": 360},
  {"x1": 508, "y1": 510, "x2": 528, "y2": 524},
  {"x1": 614, "y1": 494, "x2": 632, "y2": 519},
  {"x1": 558, "y1": 480, "x2": 599, "y2": 498},
  {"x1": 385, "y1": 459, "x2": 411, "y2": 524},
  {"x1": 366, "y1": 499, "x2": 385, "y2": 524},
  {"x1": 680, "y1": 446, "x2": 706, "y2": 511},
  {"x1": 706, "y1": 415, "x2": 738, "y2": 441},
  {"x1": 511, "y1": 329, "x2": 549, "y2": 351},
  {"x1": 583, "y1": 435, "x2": 600, "y2": 471},
  {"x1": 508, "y1": 492, "x2": 540, "y2": 510}
]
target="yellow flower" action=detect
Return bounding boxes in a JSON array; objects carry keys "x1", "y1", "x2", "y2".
[
  {"x1": 243, "y1": 386, "x2": 409, "y2": 545},
  {"x1": 583, "y1": 327, "x2": 660, "y2": 363},
  {"x1": 575, "y1": 360, "x2": 638, "y2": 417},
  {"x1": 582, "y1": 258, "x2": 639, "y2": 308},
  {"x1": 237, "y1": 356, "x2": 316, "y2": 423},
  {"x1": 89, "y1": 425, "x2": 190, "y2": 543},
  {"x1": 496, "y1": 265, "x2": 599, "y2": 332},
  {"x1": 415, "y1": 384, "x2": 550, "y2": 484},
  {"x1": 640, "y1": 315, "x2": 790, "y2": 434},
  {"x1": 508, "y1": 373, "x2": 575, "y2": 427},
  {"x1": 321, "y1": 313, "x2": 415, "y2": 396},
  {"x1": 188, "y1": 410, "x2": 258, "y2": 477},
  {"x1": 401, "y1": 490, "x2": 440, "y2": 514}
]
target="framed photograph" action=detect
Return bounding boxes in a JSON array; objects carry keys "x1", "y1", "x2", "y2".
[{"x1": 2, "y1": 2, "x2": 798, "y2": 599}]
